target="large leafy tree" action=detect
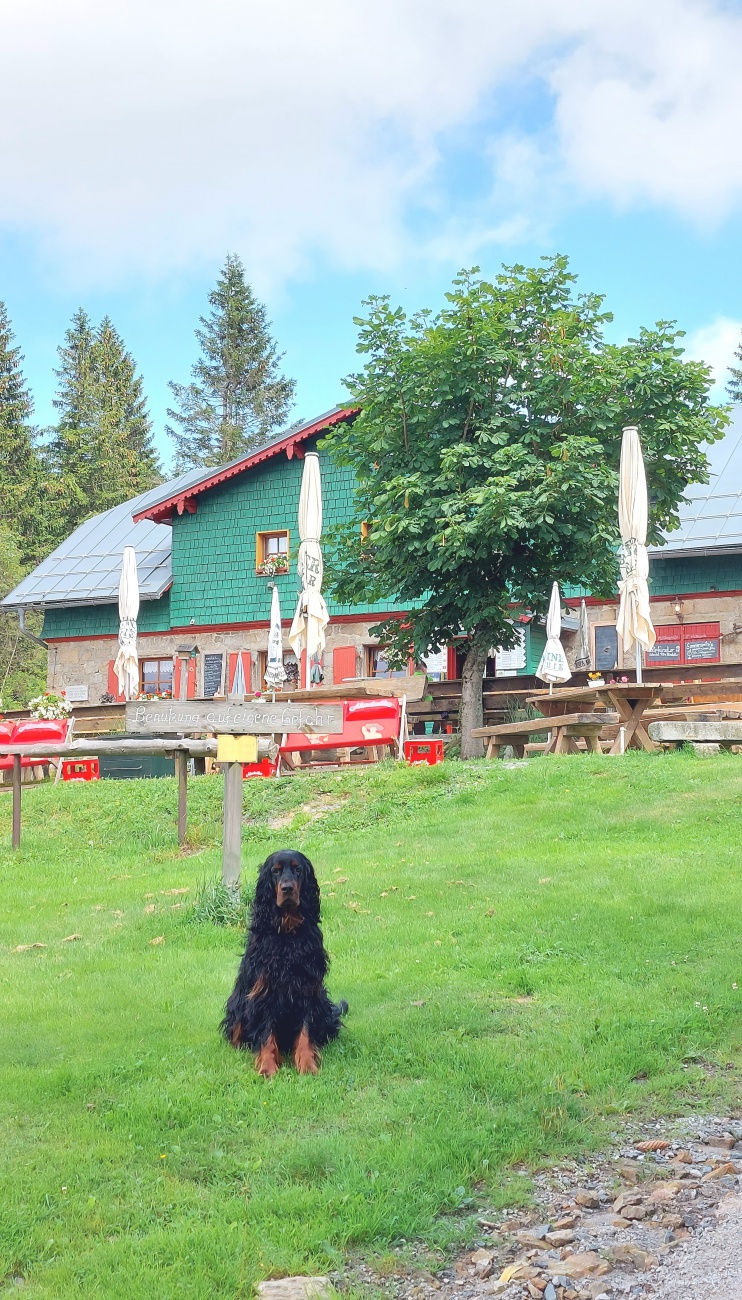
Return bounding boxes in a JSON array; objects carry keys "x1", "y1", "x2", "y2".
[
  {"x1": 50, "y1": 310, "x2": 161, "y2": 530},
  {"x1": 167, "y1": 253, "x2": 296, "y2": 469},
  {"x1": 323, "y1": 259, "x2": 728, "y2": 757}
]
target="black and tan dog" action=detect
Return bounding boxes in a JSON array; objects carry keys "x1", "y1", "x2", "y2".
[{"x1": 222, "y1": 851, "x2": 347, "y2": 1076}]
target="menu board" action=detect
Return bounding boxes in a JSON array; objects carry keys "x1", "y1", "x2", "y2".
[
  {"x1": 685, "y1": 639, "x2": 719, "y2": 662},
  {"x1": 647, "y1": 641, "x2": 681, "y2": 662},
  {"x1": 202, "y1": 653, "x2": 224, "y2": 698}
]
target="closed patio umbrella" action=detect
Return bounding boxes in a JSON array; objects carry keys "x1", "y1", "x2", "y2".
[
  {"x1": 575, "y1": 599, "x2": 591, "y2": 670},
  {"x1": 264, "y1": 584, "x2": 287, "y2": 693},
  {"x1": 616, "y1": 425, "x2": 656, "y2": 683},
  {"x1": 289, "y1": 452, "x2": 329, "y2": 689},
  {"x1": 230, "y1": 653, "x2": 246, "y2": 696},
  {"x1": 536, "y1": 582, "x2": 572, "y2": 688},
  {"x1": 114, "y1": 546, "x2": 139, "y2": 700}
]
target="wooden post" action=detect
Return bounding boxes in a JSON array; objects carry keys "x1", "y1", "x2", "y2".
[
  {"x1": 176, "y1": 751, "x2": 188, "y2": 846},
  {"x1": 222, "y1": 762, "x2": 243, "y2": 889},
  {"x1": 12, "y1": 754, "x2": 21, "y2": 849}
]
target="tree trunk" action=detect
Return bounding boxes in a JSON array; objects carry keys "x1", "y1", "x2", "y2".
[{"x1": 459, "y1": 645, "x2": 488, "y2": 759}]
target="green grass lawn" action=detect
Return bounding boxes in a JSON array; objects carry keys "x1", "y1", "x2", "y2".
[{"x1": 1, "y1": 754, "x2": 741, "y2": 1297}]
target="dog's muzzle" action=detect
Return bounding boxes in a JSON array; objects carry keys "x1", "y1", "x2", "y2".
[{"x1": 277, "y1": 878, "x2": 300, "y2": 909}]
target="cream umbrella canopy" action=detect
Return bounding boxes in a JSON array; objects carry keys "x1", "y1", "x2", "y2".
[
  {"x1": 264, "y1": 584, "x2": 287, "y2": 693},
  {"x1": 536, "y1": 582, "x2": 572, "y2": 688},
  {"x1": 616, "y1": 425, "x2": 656, "y2": 683},
  {"x1": 113, "y1": 546, "x2": 140, "y2": 700},
  {"x1": 289, "y1": 452, "x2": 329, "y2": 689}
]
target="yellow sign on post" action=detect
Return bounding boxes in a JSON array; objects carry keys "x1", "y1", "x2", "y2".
[{"x1": 216, "y1": 734, "x2": 258, "y2": 764}]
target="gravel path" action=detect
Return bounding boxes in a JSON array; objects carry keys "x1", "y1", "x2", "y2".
[{"x1": 650, "y1": 1193, "x2": 742, "y2": 1300}]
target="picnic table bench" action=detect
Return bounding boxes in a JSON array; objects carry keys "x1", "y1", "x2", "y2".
[{"x1": 472, "y1": 711, "x2": 618, "y2": 759}]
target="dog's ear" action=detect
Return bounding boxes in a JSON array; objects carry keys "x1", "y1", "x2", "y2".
[
  {"x1": 297, "y1": 852, "x2": 321, "y2": 923},
  {"x1": 252, "y1": 855, "x2": 279, "y2": 922}
]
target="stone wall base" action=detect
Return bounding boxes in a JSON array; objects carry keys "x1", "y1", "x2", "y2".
[{"x1": 46, "y1": 620, "x2": 385, "y2": 704}]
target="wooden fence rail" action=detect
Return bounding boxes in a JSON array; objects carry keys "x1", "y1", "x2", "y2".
[{"x1": 0, "y1": 737, "x2": 276, "y2": 881}]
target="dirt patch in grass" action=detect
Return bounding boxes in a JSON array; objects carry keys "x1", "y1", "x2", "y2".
[{"x1": 267, "y1": 792, "x2": 350, "y2": 830}]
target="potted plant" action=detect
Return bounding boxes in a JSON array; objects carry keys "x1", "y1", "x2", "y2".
[
  {"x1": 28, "y1": 690, "x2": 73, "y2": 720},
  {"x1": 587, "y1": 670, "x2": 606, "y2": 688},
  {"x1": 256, "y1": 556, "x2": 289, "y2": 578}
]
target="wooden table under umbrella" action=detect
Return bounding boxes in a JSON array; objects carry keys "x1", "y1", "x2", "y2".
[{"x1": 527, "y1": 678, "x2": 742, "y2": 755}]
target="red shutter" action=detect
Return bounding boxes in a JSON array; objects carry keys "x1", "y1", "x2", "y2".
[
  {"x1": 107, "y1": 660, "x2": 125, "y2": 702},
  {"x1": 446, "y1": 646, "x2": 458, "y2": 680},
  {"x1": 173, "y1": 658, "x2": 182, "y2": 699},
  {"x1": 228, "y1": 653, "x2": 238, "y2": 693},
  {"x1": 300, "y1": 649, "x2": 307, "y2": 689},
  {"x1": 333, "y1": 645, "x2": 357, "y2": 685},
  {"x1": 646, "y1": 624, "x2": 682, "y2": 665},
  {"x1": 186, "y1": 657, "x2": 197, "y2": 698},
  {"x1": 682, "y1": 622, "x2": 720, "y2": 665}
]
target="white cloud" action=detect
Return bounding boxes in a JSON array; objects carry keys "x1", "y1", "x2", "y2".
[
  {"x1": 1, "y1": 0, "x2": 741, "y2": 285},
  {"x1": 683, "y1": 317, "x2": 742, "y2": 397}
]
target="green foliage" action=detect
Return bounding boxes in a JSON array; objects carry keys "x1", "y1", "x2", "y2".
[
  {"x1": 0, "y1": 525, "x2": 46, "y2": 707},
  {"x1": 0, "y1": 756, "x2": 741, "y2": 1296},
  {"x1": 48, "y1": 310, "x2": 162, "y2": 532},
  {"x1": 166, "y1": 253, "x2": 296, "y2": 469},
  {"x1": 728, "y1": 332, "x2": 742, "y2": 402},
  {"x1": 324, "y1": 259, "x2": 728, "y2": 673},
  {"x1": 0, "y1": 301, "x2": 51, "y2": 568},
  {"x1": 188, "y1": 875, "x2": 249, "y2": 928}
]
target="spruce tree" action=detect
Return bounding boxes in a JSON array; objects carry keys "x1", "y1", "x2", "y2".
[
  {"x1": 728, "y1": 333, "x2": 742, "y2": 402},
  {"x1": 50, "y1": 311, "x2": 161, "y2": 526},
  {"x1": 0, "y1": 302, "x2": 48, "y2": 565},
  {"x1": 166, "y1": 253, "x2": 295, "y2": 469}
]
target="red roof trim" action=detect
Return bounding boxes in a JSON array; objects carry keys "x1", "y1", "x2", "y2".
[{"x1": 134, "y1": 406, "x2": 360, "y2": 524}]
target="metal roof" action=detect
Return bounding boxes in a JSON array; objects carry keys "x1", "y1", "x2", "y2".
[
  {"x1": 1, "y1": 467, "x2": 207, "y2": 610},
  {"x1": 650, "y1": 406, "x2": 742, "y2": 558}
]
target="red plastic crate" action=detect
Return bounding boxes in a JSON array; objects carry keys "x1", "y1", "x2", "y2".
[
  {"x1": 242, "y1": 758, "x2": 278, "y2": 779},
  {"x1": 404, "y1": 739, "x2": 444, "y2": 766},
  {"x1": 61, "y1": 757, "x2": 100, "y2": 782}
]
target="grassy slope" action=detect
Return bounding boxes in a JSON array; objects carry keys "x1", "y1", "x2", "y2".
[{"x1": 0, "y1": 755, "x2": 741, "y2": 1297}]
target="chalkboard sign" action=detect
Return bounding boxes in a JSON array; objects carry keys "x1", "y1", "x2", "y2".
[
  {"x1": 595, "y1": 625, "x2": 618, "y2": 671},
  {"x1": 203, "y1": 653, "x2": 224, "y2": 698},
  {"x1": 685, "y1": 639, "x2": 719, "y2": 662},
  {"x1": 647, "y1": 640, "x2": 681, "y2": 662}
]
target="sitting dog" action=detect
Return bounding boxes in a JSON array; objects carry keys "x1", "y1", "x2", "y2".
[{"x1": 222, "y1": 850, "x2": 347, "y2": 1076}]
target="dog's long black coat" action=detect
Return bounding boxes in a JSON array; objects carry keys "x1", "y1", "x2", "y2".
[{"x1": 222, "y1": 850, "x2": 346, "y2": 1057}]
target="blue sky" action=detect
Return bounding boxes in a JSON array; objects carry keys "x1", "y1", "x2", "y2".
[{"x1": 2, "y1": 0, "x2": 741, "y2": 474}]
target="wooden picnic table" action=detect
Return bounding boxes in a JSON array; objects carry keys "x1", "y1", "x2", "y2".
[{"x1": 526, "y1": 678, "x2": 742, "y2": 755}]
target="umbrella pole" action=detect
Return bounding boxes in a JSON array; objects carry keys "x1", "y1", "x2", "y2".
[{"x1": 635, "y1": 642, "x2": 642, "y2": 685}]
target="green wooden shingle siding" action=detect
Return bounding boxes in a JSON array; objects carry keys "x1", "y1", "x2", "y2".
[
  {"x1": 169, "y1": 439, "x2": 399, "y2": 626},
  {"x1": 649, "y1": 552, "x2": 742, "y2": 596},
  {"x1": 43, "y1": 590, "x2": 171, "y2": 639},
  {"x1": 564, "y1": 552, "x2": 742, "y2": 603},
  {"x1": 43, "y1": 440, "x2": 405, "y2": 641}
]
